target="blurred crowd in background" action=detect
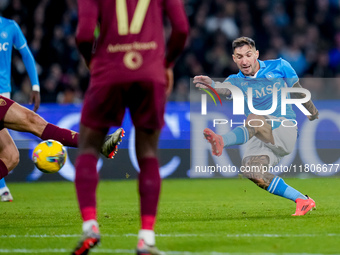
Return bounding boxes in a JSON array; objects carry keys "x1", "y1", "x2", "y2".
[{"x1": 1, "y1": 0, "x2": 340, "y2": 104}]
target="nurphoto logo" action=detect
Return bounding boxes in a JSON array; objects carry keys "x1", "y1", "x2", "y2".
[{"x1": 200, "y1": 82, "x2": 312, "y2": 127}]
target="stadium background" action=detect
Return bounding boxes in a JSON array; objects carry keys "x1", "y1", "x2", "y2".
[{"x1": 1, "y1": 0, "x2": 339, "y2": 182}]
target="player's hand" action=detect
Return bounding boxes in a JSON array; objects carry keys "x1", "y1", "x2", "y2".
[
  {"x1": 193, "y1": 75, "x2": 213, "y2": 88},
  {"x1": 30, "y1": 91, "x2": 41, "y2": 112},
  {"x1": 165, "y1": 68, "x2": 174, "y2": 97},
  {"x1": 307, "y1": 109, "x2": 319, "y2": 121},
  {"x1": 194, "y1": 75, "x2": 230, "y2": 96}
]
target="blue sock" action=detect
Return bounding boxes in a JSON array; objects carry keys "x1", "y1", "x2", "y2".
[
  {"x1": 267, "y1": 177, "x2": 307, "y2": 202},
  {"x1": 0, "y1": 178, "x2": 6, "y2": 189},
  {"x1": 222, "y1": 126, "x2": 249, "y2": 147}
]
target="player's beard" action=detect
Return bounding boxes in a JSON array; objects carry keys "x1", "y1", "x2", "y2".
[
  {"x1": 241, "y1": 60, "x2": 258, "y2": 76},
  {"x1": 241, "y1": 65, "x2": 254, "y2": 76}
]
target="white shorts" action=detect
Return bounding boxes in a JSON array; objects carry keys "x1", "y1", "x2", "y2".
[{"x1": 242, "y1": 118, "x2": 297, "y2": 166}]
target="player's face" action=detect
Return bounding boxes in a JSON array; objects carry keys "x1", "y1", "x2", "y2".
[{"x1": 232, "y1": 45, "x2": 260, "y2": 76}]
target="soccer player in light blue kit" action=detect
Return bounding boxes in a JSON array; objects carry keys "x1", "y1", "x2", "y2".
[
  {"x1": 194, "y1": 37, "x2": 319, "y2": 216},
  {"x1": 0, "y1": 17, "x2": 41, "y2": 202}
]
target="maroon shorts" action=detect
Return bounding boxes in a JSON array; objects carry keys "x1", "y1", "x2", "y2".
[
  {"x1": 81, "y1": 80, "x2": 166, "y2": 131},
  {"x1": 0, "y1": 96, "x2": 14, "y2": 130}
]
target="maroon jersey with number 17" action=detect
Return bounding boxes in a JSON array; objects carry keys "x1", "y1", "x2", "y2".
[{"x1": 76, "y1": 0, "x2": 189, "y2": 84}]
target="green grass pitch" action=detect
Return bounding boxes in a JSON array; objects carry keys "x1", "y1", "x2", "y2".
[{"x1": 0, "y1": 178, "x2": 339, "y2": 254}]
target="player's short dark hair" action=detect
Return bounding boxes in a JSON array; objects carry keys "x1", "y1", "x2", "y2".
[{"x1": 232, "y1": 37, "x2": 256, "y2": 52}]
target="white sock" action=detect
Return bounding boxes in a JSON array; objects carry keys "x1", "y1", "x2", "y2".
[
  {"x1": 82, "y1": 219, "x2": 99, "y2": 233},
  {"x1": 138, "y1": 229, "x2": 155, "y2": 246},
  {"x1": 0, "y1": 187, "x2": 9, "y2": 195}
]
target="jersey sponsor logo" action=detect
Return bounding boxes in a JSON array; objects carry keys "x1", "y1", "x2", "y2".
[
  {"x1": 123, "y1": 51, "x2": 143, "y2": 70},
  {"x1": 0, "y1": 32, "x2": 8, "y2": 39},
  {"x1": 0, "y1": 42, "x2": 9, "y2": 51},
  {"x1": 254, "y1": 82, "x2": 281, "y2": 98},
  {"x1": 0, "y1": 98, "x2": 7, "y2": 106}
]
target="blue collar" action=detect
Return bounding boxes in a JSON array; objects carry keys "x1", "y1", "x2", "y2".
[{"x1": 258, "y1": 59, "x2": 266, "y2": 69}]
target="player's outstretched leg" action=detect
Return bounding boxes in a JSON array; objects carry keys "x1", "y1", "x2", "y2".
[
  {"x1": 267, "y1": 176, "x2": 316, "y2": 216},
  {"x1": 101, "y1": 128, "x2": 125, "y2": 158},
  {"x1": 3, "y1": 103, "x2": 124, "y2": 159},
  {"x1": 72, "y1": 220, "x2": 100, "y2": 255},
  {"x1": 242, "y1": 156, "x2": 316, "y2": 216},
  {"x1": 0, "y1": 178, "x2": 13, "y2": 202},
  {"x1": 40, "y1": 124, "x2": 124, "y2": 159}
]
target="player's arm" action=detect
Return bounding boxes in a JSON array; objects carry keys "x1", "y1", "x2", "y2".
[
  {"x1": 281, "y1": 58, "x2": 318, "y2": 121},
  {"x1": 164, "y1": 0, "x2": 189, "y2": 96},
  {"x1": 193, "y1": 75, "x2": 232, "y2": 98},
  {"x1": 18, "y1": 46, "x2": 40, "y2": 112},
  {"x1": 164, "y1": 0, "x2": 189, "y2": 68},
  {"x1": 13, "y1": 20, "x2": 40, "y2": 112},
  {"x1": 291, "y1": 81, "x2": 319, "y2": 121},
  {"x1": 76, "y1": 0, "x2": 99, "y2": 68}
]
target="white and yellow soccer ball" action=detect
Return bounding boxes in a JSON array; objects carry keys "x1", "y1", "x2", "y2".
[{"x1": 32, "y1": 140, "x2": 67, "y2": 173}]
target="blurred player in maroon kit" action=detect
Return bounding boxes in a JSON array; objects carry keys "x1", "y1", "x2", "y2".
[{"x1": 72, "y1": 0, "x2": 189, "y2": 254}]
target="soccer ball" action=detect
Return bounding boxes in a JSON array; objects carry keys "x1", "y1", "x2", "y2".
[{"x1": 32, "y1": 140, "x2": 67, "y2": 173}]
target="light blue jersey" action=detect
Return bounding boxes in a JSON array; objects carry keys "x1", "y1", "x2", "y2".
[
  {"x1": 226, "y1": 58, "x2": 298, "y2": 121},
  {"x1": 0, "y1": 17, "x2": 39, "y2": 93}
]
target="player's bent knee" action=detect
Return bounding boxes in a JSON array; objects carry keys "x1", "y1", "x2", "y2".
[
  {"x1": 240, "y1": 171, "x2": 268, "y2": 189},
  {"x1": 246, "y1": 115, "x2": 272, "y2": 138},
  {"x1": 6, "y1": 151, "x2": 19, "y2": 172},
  {"x1": 241, "y1": 171, "x2": 262, "y2": 180},
  {"x1": 27, "y1": 111, "x2": 45, "y2": 125},
  {"x1": 8, "y1": 157, "x2": 19, "y2": 172},
  {"x1": 23, "y1": 111, "x2": 47, "y2": 135}
]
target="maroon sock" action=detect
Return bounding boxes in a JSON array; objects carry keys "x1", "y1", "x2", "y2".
[
  {"x1": 41, "y1": 123, "x2": 78, "y2": 147},
  {"x1": 75, "y1": 153, "x2": 98, "y2": 221},
  {"x1": 0, "y1": 159, "x2": 8, "y2": 179},
  {"x1": 138, "y1": 157, "x2": 161, "y2": 230}
]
